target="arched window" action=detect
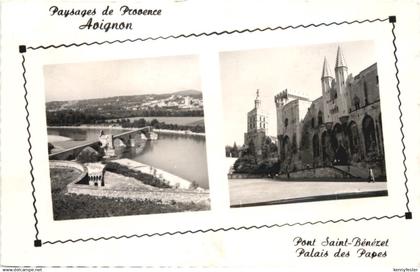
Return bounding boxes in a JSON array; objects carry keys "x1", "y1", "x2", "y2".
[
  {"x1": 348, "y1": 121, "x2": 360, "y2": 154},
  {"x1": 362, "y1": 115, "x2": 377, "y2": 154},
  {"x1": 321, "y1": 131, "x2": 327, "y2": 161},
  {"x1": 363, "y1": 80, "x2": 369, "y2": 105},
  {"x1": 318, "y1": 111, "x2": 323, "y2": 125},
  {"x1": 281, "y1": 136, "x2": 290, "y2": 160},
  {"x1": 353, "y1": 96, "x2": 360, "y2": 110},
  {"x1": 330, "y1": 88, "x2": 337, "y2": 100},
  {"x1": 284, "y1": 118, "x2": 289, "y2": 128},
  {"x1": 331, "y1": 123, "x2": 343, "y2": 152},
  {"x1": 311, "y1": 118, "x2": 315, "y2": 129},
  {"x1": 292, "y1": 134, "x2": 297, "y2": 154}
]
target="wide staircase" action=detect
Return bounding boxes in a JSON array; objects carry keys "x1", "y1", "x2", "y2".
[{"x1": 333, "y1": 165, "x2": 369, "y2": 179}]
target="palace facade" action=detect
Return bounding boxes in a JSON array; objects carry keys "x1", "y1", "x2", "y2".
[{"x1": 275, "y1": 46, "x2": 386, "y2": 177}]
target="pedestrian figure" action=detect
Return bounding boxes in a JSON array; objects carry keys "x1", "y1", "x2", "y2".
[{"x1": 368, "y1": 168, "x2": 375, "y2": 183}]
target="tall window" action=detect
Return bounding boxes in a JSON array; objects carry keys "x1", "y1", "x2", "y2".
[
  {"x1": 318, "y1": 111, "x2": 323, "y2": 125},
  {"x1": 313, "y1": 134, "x2": 320, "y2": 157},
  {"x1": 362, "y1": 115, "x2": 377, "y2": 154},
  {"x1": 363, "y1": 80, "x2": 369, "y2": 105},
  {"x1": 353, "y1": 96, "x2": 360, "y2": 110},
  {"x1": 348, "y1": 121, "x2": 360, "y2": 154}
]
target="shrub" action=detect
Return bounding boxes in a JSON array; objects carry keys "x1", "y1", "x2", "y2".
[
  {"x1": 48, "y1": 143, "x2": 55, "y2": 154},
  {"x1": 76, "y1": 147, "x2": 101, "y2": 163},
  {"x1": 189, "y1": 181, "x2": 199, "y2": 190},
  {"x1": 233, "y1": 155, "x2": 258, "y2": 174}
]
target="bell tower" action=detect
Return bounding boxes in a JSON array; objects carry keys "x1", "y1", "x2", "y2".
[{"x1": 255, "y1": 89, "x2": 261, "y2": 109}]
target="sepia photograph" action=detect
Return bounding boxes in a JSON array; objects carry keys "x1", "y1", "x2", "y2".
[
  {"x1": 221, "y1": 41, "x2": 388, "y2": 207},
  {"x1": 44, "y1": 55, "x2": 210, "y2": 220}
]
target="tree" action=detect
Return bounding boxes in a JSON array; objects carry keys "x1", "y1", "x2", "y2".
[
  {"x1": 48, "y1": 143, "x2": 55, "y2": 154},
  {"x1": 150, "y1": 119, "x2": 160, "y2": 128},
  {"x1": 231, "y1": 142, "x2": 239, "y2": 157},
  {"x1": 233, "y1": 155, "x2": 258, "y2": 174},
  {"x1": 225, "y1": 145, "x2": 232, "y2": 157},
  {"x1": 76, "y1": 147, "x2": 101, "y2": 163}
]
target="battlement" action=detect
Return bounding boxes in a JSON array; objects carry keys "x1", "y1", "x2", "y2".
[{"x1": 275, "y1": 89, "x2": 311, "y2": 106}]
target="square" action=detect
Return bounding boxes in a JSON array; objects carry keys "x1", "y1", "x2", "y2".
[
  {"x1": 19, "y1": 45, "x2": 26, "y2": 53},
  {"x1": 34, "y1": 240, "x2": 42, "y2": 247}
]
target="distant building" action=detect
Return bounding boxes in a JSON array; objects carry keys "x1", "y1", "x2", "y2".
[
  {"x1": 244, "y1": 90, "x2": 268, "y2": 157},
  {"x1": 275, "y1": 46, "x2": 386, "y2": 177}
]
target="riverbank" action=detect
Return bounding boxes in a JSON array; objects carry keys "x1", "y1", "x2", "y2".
[
  {"x1": 52, "y1": 170, "x2": 209, "y2": 220},
  {"x1": 47, "y1": 126, "x2": 205, "y2": 137},
  {"x1": 48, "y1": 125, "x2": 128, "y2": 130},
  {"x1": 48, "y1": 135, "x2": 73, "y2": 142},
  {"x1": 50, "y1": 160, "x2": 210, "y2": 220},
  {"x1": 111, "y1": 158, "x2": 204, "y2": 190},
  {"x1": 105, "y1": 116, "x2": 204, "y2": 126},
  {"x1": 154, "y1": 128, "x2": 205, "y2": 137}
]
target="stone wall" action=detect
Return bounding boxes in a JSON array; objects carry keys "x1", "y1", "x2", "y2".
[
  {"x1": 278, "y1": 167, "x2": 354, "y2": 180},
  {"x1": 49, "y1": 160, "x2": 88, "y2": 184},
  {"x1": 228, "y1": 173, "x2": 265, "y2": 179}
]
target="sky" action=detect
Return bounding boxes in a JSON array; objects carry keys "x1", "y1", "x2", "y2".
[
  {"x1": 44, "y1": 54, "x2": 201, "y2": 102},
  {"x1": 221, "y1": 40, "x2": 377, "y2": 146}
]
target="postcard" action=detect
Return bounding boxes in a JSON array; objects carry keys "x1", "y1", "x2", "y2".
[{"x1": 0, "y1": 1, "x2": 419, "y2": 270}]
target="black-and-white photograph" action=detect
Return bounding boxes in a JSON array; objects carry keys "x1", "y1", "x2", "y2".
[
  {"x1": 222, "y1": 41, "x2": 388, "y2": 207},
  {"x1": 44, "y1": 55, "x2": 210, "y2": 220}
]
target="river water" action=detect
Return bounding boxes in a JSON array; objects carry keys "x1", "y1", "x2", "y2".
[{"x1": 48, "y1": 127, "x2": 209, "y2": 189}]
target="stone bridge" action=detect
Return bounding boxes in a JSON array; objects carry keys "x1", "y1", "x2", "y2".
[{"x1": 49, "y1": 126, "x2": 153, "y2": 161}]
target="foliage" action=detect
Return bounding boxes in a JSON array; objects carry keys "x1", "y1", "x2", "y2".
[
  {"x1": 76, "y1": 146, "x2": 101, "y2": 163},
  {"x1": 233, "y1": 155, "x2": 279, "y2": 176},
  {"x1": 261, "y1": 137, "x2": 278, "y2": 159},
  {"x1": 104, "y1": 162, "x2": 171, "y2": 188},
  {"x1": 46, "y1": 110, "x2": 107, "y2": 126},
  {"x1": 50, "y1": 162, "x2": 208, "y2": 220},
  {"x1": 225, "y1": 142, "x2": 240, "y2": 157},
  {"x1": 47, "y1": 110, "x2": 206, "y2": 134},
  {"x1": 52, "y1": 192, "x2": 208, "y2": 220},
  {"x1": 145, "y1": 119, "x2": 205, "y2": 133},
  {"x1": 189, "y1": 181, "x2": 199, "y2": 190},
  {"x1": 48, "y1": 143, "x2": 55, "y2": 154},
  {"x1": 233, "y1": 155, "x2": 258, "y2": 173},
  {"x1": 46, "y1": 108, "x2": 204, "y2": 127}
]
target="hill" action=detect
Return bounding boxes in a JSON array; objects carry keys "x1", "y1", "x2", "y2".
[{"x1": 45, "y1": 90, "x2": 204, "y2": 117}]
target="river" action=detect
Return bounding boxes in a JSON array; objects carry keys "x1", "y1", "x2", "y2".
[{"x1": 47, "y1": 127, "x2": 209, "y2": 189}]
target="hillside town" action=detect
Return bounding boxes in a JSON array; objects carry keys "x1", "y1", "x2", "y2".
[{"x1": 46, "y1": 90, "x2": 203, "y2": 115}]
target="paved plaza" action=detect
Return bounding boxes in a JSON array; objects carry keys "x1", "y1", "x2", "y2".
[{"x1": 229, "y1": 178, "x2": 387, "y2": 207}]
